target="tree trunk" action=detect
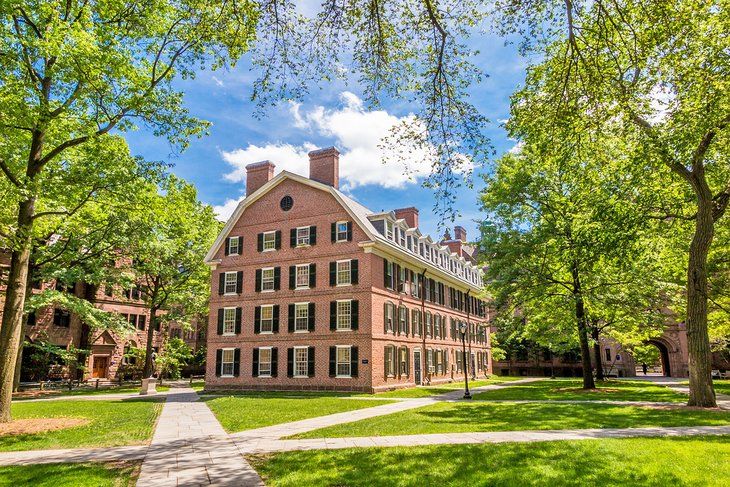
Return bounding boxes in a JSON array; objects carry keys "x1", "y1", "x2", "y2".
[
  {"x1": 143, "y1": 305, "x2": 158, "y2": 378},
  {"x1": 13, "y1": 341, "x2": 23, "y2": 393},
  {"x1": 685, "y1": 197, "x2": 717, "y2": 407},
  {"x1": 592, "y1": 327, "x2": 604, "y2": 381},
  {"x1": 572, "y1": 263, "x2": 595, "y2": 389},
  {"x1": 0, "y1": 199, "x2": 36, "y2": 422}
]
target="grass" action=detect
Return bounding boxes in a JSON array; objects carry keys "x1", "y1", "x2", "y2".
[
  {"x1": 1, "y1": 398, "x2": 163, "y2": 451},
  {"x1": 290, "y1": 401, "x2": 730, "y2": 439},
  {"x1": 360, "y1": 387, "x2": 454, "y2": 398},
  {"x1": 441, "y1": 376, "x2": 526, "y2": 389},
  {"x1": 680, "y1": 380, "x2": 730, "y2": 396},
  {"x1": 14, "y1": 385, "x2": 170, "y2": 400},
  {"x1": 248, "y1": 436, "x2": 730, "y2": 486},
  {"x1": 202, "y1": 395, "x2": 394, "y2": 433},
  {"x1": 471, "y1": 379, "x2": 686, "y2": 402},
  {"x1": 0, "y1": 462, "x2": 139, "y2": 487}
]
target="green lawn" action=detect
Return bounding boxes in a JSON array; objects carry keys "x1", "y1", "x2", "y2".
[
  {"x1": 1, "y1": 398, "x2": 163, "y2": 451},
  {"x1": 471, "y1": 379, "x2": 686, "y2": 402},
  {"x1": 290, "y1": 401, "x2": 730, "y2": 439},
  {"x1": 248, "y1": 436, "x2": 730, "y2": 486},
  {"x1": 441, "y1": 376, "x2": 527, "y2": 389},
  {"x1": 203, "y1": 395, "x2": 394, "y2": 433},
  {"x1": 715, "y1": 382, "x2": 730, "y2": 395},
  {"x1": 361, "y1": 387, "x2": 454, "y2": 398},
  {"x1": 0, "y1": 462, "x2": 138, "y2": 487}
]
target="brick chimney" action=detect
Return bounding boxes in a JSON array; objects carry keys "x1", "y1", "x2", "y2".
[
  {"x1": 308, "y1": 147, "x2": 340, "y2": 188},
  {"x1": 394, "y1": 207, "x2": 419, "y2": 229},
  {"x1": 246, "y1": 161, "x2": 275, "y2": 197},
  {"x1": 454, "y1": 225, "x2": 467, "y2": 242}
]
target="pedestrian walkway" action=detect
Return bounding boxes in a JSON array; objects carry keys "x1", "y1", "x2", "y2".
[
  {"x1": 0, "y1": 445, "x2": 147, "y2": 466},
  {"x1": 237, "y1": 424, "x2": 730, "y2": 454},
  {"x1": 136, "y1": 387, "x2": 263, "y2": 487}
]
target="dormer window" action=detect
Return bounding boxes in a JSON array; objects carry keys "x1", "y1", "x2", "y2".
[
  {"x1": 399, "y1": 229, "x2": 406, "y2": 247},
  {"x1": 386, "y1": 221, "x2": 394, "y2": 240}
]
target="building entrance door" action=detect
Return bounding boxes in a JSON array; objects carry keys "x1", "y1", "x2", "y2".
[
  {"x1": 92, "y1": 356, "x2": 108, "y2": 378},
  {"x1": 414, "y1": 350, "x2": 422, "y2": 385}
]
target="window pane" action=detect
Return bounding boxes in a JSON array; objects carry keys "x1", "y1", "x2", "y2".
[
  {"x1": 259, "y1": 348, "x2": 272, "y2": 376},
  {"x1": 296, "y1": 265, "x2": 309, "y2": 288},
  {"x1": 337, "y1": 260, "x2": 351, "y2": 285},
  {"x1": 225, "y1": 272, "x2": 237, "y2": 293},
  {"x1": 262, "y1": 268, "x2": 275, "y2": 291},
  {"x1": 337, "y1": 347, "x2": 351, "y2": 376},
  {"x1": 295, "y1": 304, "x2": 309, "y2": 331},
  {"x1": 337, "y1": 222, "x2": 348, "y2": 241},
  {"x1": 223, "y1": 308, "x2": 236, "y2": 334},
  {"x1": 295, "y1": 348, "x2": 308, "y2": 376},
  {"x1": 222, "y1": 349, "x2": 234, "y2": 376},
  {"x1": 261, "y1": 306, "x2": 273, "y2": 332},
  {"x1": 297, "y1": 227, "x2": 310, "y2": 245},
  {"x1": 337, "y1": 301, "x2": 351, "y2": 330},
  {"x1": 263, "y1": 232, "x2": 276, "y2": 250}
]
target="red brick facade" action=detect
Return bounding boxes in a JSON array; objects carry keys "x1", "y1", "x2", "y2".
[{"x1": 205, "y1": 150, "x2": 490, "y2": 393}]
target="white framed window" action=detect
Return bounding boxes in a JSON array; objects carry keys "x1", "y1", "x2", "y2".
[
  {"x1": 295, "y1": 303, "x2": 309, "y2": 332},
  {"x1": 224, "y1": 272, "x2": 238, "y2": 294},
  {"x1": 227, "y1": 237, "x2": 240, "y2": 255},
  {"x1": 384, "y1": 345, "x2": 395, "y2": 376},
  {"x1": 259, "y1": 347, "x2": 272, "y2": 377},
  {"x1": 296, "y1": 264, "x2": 310, "y2": 289},
  {"x1": 386, "y1": 221, "x2": 394, "y2": 240},
  {"x1": 294, "y1": 346, "x2": 308, "y2": 377},
  {"x1": 399, "y1": 228, "x2": 406, "y2": 247},
  {"x1": 399, "y1": 306, "x2": 407, "y2": 334},
  {"x1": 385, "y1": 302, "x2": 394, "y2": 333},
  {"x1": 221, "y1": 349, "x2": 235, "y2": 377},
  {"x1": 336, "y1": 346, "x2": 351, "y2": 377},
  {"x1": 296, "y1": 226, "x2": 311, "y2": 246},
  {"x1": 261, "y1": 267, "x2": 275, "y2": 292},
  {"x1": 262, "y1": 231, "x2": 276, "y2": 251},
  {"x1": 222, "y1": 307, "x2": 236, "y2": 335},
  {"x1": 260, "y1": 305, "x2": 274, "y2": 333},
  {"x1": 337, "y1": 300, "x2": 352, "y2": 330},
  {"x1": 336, "y1": 260, "x2": 351, "y2": 285},
  {"x1": 399, "y1": 347, "x2": 409, "y2": 376},
  {"x1": 336, "y1": 221, "x2": 349, "y2": 242}
]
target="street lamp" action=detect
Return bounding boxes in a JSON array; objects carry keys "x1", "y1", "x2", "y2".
[{"x1": 459, "y1": 322, "x2": 471, "y2": 399}]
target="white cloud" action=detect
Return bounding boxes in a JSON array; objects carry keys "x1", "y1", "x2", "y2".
[
  {"x1": 211, "y1": 76, "x2": 224, "y2": 87},
  {"x1": 213, "y1": 197, "x2": 242, "y2": 221},
  {"x1": 219, "y1": 92, "x2": 439, "y2": 191}
]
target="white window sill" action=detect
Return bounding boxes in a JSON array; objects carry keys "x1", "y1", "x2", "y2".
[
  {"x1": 259, "y1": 331, "x2": 274, "y2": 335},
  {"x1": 258, "y1": 374, "x2": 272, "y2": 378},
  {"x1": 336, "y1": 375, "x2": 352, "y2": 379},
  {"x1": 335, "y1": 238, "x2": 348, "y2": 243},
  {"x1": 336, "y1": 328, "x2": 352, "y2": 332},
  {"x1": 220, "y1": 374, "x2": 234, "y2": 378},
  {"x1": 296, "y1": 244, "x2": 311, "y2": 248},
  {"x1": 293, "y1": 375, "x2": 309, "y2": 379},
  {"x1": 294, "y1": 330, "x2": 310, "y2": 334},
  {"x1": 336, "y1": 282, "x2": 352, "y2": 287},
  {"x1": 222, "y1": 332, "x2": 236, "y2": 336},
  {"x1": 223, "y1": 292, "x2": 238, "y2": 296},
  {"x1": 262, "y1": 248, "x2": 276, "y2": 252},
  {"x1": 228, "y1": 252, "x2": 240, "y2": 256},
  {"x1": 260, "y1": 289, "x2": 275, "y2": 293},
  {"x1": 295, "y1": 287, "x2": 310, "y2": 291}
]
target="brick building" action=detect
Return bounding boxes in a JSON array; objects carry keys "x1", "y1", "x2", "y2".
[
  {"x1": 204, "y1": 147, "x2": 490, "y2": 393},
  {"x1": 0, "y1": 254, "x2": 165, "y2": 382}
]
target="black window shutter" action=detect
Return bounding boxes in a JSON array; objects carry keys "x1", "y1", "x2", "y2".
[
  {"x1": 275, "y1": 230, "x2": 281, "y2": 249},
  {"x1": 252, "y1": 348, "x2": 259, "y2": 377},
  {"x1": 290, "y1": 228, "x2": 297, "y2": 247},
  {"x1": 218, "y1": 273, "x2": 225, "y2": 295},
  {"x1": 351, "y1": 259, "x2": 358, "y2": 284},
  {"x1": 330, "y1": 301, "x2": 337, "y2": 330},
  {"x1": 329, "y1": 346, "x2": 336, "y2": 377},
  {"x1": 271, "y1": 348, "x2": 278, "y2": 377},
  {"x1": 233, "y1": 349, "x2": 240, "y2": 377},
  {"x1": 351, "y1": 347, "x2": 359, "y2": 377},
  {"x1": 215, "y1": 349, "x2": 222, "y2": 377},
  {"x1": 308, "y1": 347, "x2": 316, "y2": 377},
  {"x1": 217, "y1": 309, "x2": 224, "y2": 335},
  {"x1": 331, "y1": 222, "x2": 337, "y2": 242},
  {"x1": 310, "y1": 226, "x2": 317, "y2": 245},
  {"x1": 351, "y1": 300, "x2": 359, "y2": 330},
  {"x1": 309, "y1": 263, "x2": 316, "y2": 287},
  {"x1": 405, "y1": 305, "x2": 410, "y2": 335},
  {"x1": 288, "y1": 304, "x2": 295, "y2": 332},
  {"x1": 308, "y1": 302, "x2": 315, "y2": 331},
  {"x1": 274, "y1": 267, "x2": 281, "y2": 290},
  {"x1": 287, "y1": 348, "x2": 294, "y2": 377},
  {"x1": 224, "y1": 237, "x2": 231, "y2": 256},
  {"x1": 329, "y1": 262, "x2": 336, "y2": 286},
  {"x1": 257, "y1": 233, "x2": 264, "y2": 252},
  {"x1": 235, "y1": 307, "x2": 242, "y2": 334},
  {"x1": 273, "y1": 305, "x2": 280, "y2": 333},
  {"x1": 236, "y1": 271, "x2": 243, "y2": 294},
  {"x1": 289, "y1": 265, "x2": 296, "y2": 289},
  {"x1": 255, "y1": 269, "x2": 262, "y2": 292},
  {"x1": 383, "y1": 259, "x2": 390, "y2": 288},
  {"x1": 346, "y1": 221, "x2": 352, "y2": 241},
  {"x1": 238, "y1": 236, "x2": 243, "y2": 251},
  {"x1": 254, "y1": 306, "x2": 261, "y2": 334}
]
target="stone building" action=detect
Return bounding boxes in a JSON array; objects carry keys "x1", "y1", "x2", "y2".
[{"x1": 204, "y1": 147, "x2": 490, "y2": 392}]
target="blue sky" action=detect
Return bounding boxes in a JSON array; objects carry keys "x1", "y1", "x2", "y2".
[{"x1": 123, "y1": 31, "x2": 527, "y2": 244}]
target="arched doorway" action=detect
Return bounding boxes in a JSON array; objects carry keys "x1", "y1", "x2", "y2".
[{"x1": 646, "y1": 339, "x2": 671, "y2": 376}]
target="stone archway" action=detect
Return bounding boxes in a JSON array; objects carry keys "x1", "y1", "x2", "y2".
[{"x1": 646, "y1": 325, "x2": 688, "y2": 378}]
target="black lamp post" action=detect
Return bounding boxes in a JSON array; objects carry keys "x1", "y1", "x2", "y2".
[{"x1": 459, "y1": 322, "x2": 471, "y2": 399}]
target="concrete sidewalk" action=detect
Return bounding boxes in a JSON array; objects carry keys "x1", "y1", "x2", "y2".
[
  {"x1": 136, "y1": 388, "x2": 263, "y2": 487},
  {"x1": 0, "y1": 445, "x2": 147, "y2": 466},
  {"x1": 238, "y1": 424, "x2": 730, "y2": 454}
]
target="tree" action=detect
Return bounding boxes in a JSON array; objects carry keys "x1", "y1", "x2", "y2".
[
  {"x1": 129, "y1": 176, "x2": 219, "y2": 378},
  {"x1": 480, "y1": 139, "x2": 665, "y2": 389},
  {"x1": 0, "y1": 0, "x2": 258, "y2": 422},
  {"x1": 156, "y1": 338, "x2": 194, "y2": 380},
  {"x1": 490, "y1": 0, "x2": 730, "y2": 406}
]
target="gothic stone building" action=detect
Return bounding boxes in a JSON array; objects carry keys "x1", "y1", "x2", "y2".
[{"x1": 205, "y1": 147, "x2": 490, "y2": 393}]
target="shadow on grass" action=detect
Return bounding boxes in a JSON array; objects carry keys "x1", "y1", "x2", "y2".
[
  {"x1": 0, "y1": 461, "x2": 139, "y2": 486},
  {"x1": 250, "y1": 436, "x2": 730, "y2": 486}
]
